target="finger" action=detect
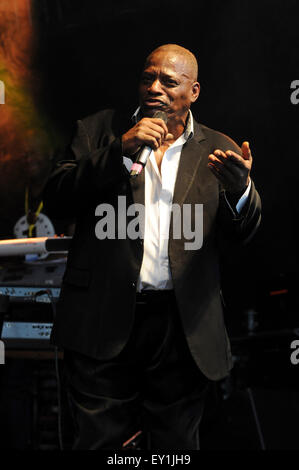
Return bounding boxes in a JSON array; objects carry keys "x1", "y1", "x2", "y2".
[
  {"x1": 145, "y1": 121, "x2": 168, "y2": 139},
  {"x1": 209, "y1": 153, "x2": 239, "y2": 179},
  {"x1": 209, "y1": 150, "x2": 235, "y2": 172},
  {"x1": 225, "y1": 150, "x2": 247, "y2": 168},
  {"x1": 137, "y1": 130, "x2": 163, "y2": 149},
  {"x1": 208, "y1": 159, "x2": 236, "y2": 183},
  {"x1": 208, "y1": 163, "x2": 228, "y2": 184},
  {"x1": 139, "y1": 118, "x2": 168, "y2": 140},
  {"x1": 141, "y1": 130, "x2": 163, "y2": 148},
  {"x1": 241, "y1": 141, "x2": 251, "y2": 161},
  {"x1": 213, "y1": 149, "x2": 227, "y2": 163},
  {"x1": 146, "y1": 135, "x2": 162, "y2": 149},
  {"x1": 213, "y1": 153, "x2": 247, "y2": 179},
  {"x1": 165, "y1": 133, "x2": 174, "y2": 141},
  {"x1": 213, "y1": 149, "x2": 227, "y2": 157},
  {"x1": 208, "y1": 152, "x2": 224, "y2": 165},
  {"x1": 137, "y1": 121, "x2": 167, "y2": 145},
  {"x1": 150, "y1": 118, "x2": 169, "y2": 137},
  {"x1": 216, "y1": 157, "x2": 248, "y2": 181}
]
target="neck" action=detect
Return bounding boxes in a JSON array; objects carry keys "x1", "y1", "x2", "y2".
[{"x1": 167, "y1": 111, "x2": 189, "y2": 141}]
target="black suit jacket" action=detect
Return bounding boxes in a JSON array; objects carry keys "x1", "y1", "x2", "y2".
[{"x1": 43, "y1": 109, "x2": 261, "y2": 380}]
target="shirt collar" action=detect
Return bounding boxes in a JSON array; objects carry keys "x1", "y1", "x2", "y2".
[{"x1": 132, "y1": 107, "x2": 194, "y2": 141}]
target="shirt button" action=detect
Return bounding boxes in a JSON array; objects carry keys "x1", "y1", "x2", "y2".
[{"x1": 132, "y1": 282, "x2": 136, "y2": 288}]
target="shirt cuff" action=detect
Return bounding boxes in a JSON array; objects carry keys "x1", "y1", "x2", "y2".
[
  {"x1": 224, "y1": 179, "x2": 252, "y2": 215},
  {"x1": 122, "y1": 156, "x2": 134, "y2": 173},
  {"x1": 236, "y1": 179, "x2": 251, "y2": 213}
]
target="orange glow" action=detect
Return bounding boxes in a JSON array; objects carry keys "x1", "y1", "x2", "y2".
[
  {"x1": 269, "y1": 289, "x2": 288, "y2": 296},
  {"x1": 0, "y1": 0, "x2": 36, "y2": 163}
]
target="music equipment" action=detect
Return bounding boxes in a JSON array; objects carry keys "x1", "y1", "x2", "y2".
[
  {"x1": 0, "y1": 236, "x2": 71, "y2": 257},
  {"x1": 0, "y1": 257, "x2": 66, "y2": 349}
]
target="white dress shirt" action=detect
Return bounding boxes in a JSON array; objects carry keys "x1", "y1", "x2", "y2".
[{"x1": 122, "y1": 109, "x2": 251, "y2": 292}]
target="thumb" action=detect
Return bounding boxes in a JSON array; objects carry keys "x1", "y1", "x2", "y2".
[
  {"x1": 241, "y1": 141, "x2": 251, "y2": 160},
  {"x1": 165, "y1": 133, "x2": 174, "y2": 141}
]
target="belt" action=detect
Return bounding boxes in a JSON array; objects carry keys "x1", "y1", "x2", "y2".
[{"x1": 136, "y1": 289, "x2": 175, "y2": 305}]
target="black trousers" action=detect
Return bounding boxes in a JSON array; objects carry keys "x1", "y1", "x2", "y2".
[{"x1": 63, "y1": 291, "x2": 210, "y2": 450}]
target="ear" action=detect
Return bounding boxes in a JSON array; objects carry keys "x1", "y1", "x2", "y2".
[{"x1": 191, "y1": 82, "x2": 200, "y2": 103}]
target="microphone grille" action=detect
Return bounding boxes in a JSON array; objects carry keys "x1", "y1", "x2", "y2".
[{"x1": 153, "y1": 110, "x2": 168, "y2": 124}]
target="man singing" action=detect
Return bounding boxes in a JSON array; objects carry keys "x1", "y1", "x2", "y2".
[{"x1": 43, "y1": 43, "x2": 261, "y2": 450}]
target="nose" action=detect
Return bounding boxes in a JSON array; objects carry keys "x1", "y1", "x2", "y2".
[{"x1": 148, "y1": 78, "x2": 163, "y2": 94}]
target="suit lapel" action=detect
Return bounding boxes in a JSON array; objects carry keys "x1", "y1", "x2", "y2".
[{"x1": 172, "y1": 120, "x2": 206, "y2": 207}]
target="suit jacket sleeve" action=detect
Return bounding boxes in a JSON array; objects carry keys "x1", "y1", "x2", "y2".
[
  {"x1": 43, "y1": 111, "x2": 127, "y2": 219},
  {"x1": 217, "y1": 179, "x2": 261, "y2": 244},
  {"x1": 213, "y1": 137, "x2": 262, "y2": 245}
]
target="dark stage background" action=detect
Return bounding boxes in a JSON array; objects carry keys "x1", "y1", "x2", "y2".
[
  {"x1": 1, "y1": 0, "x2": 299, "y2": 304},
  {"x1": 0, "y1": 0, "x2": 299, "y2": 450}
]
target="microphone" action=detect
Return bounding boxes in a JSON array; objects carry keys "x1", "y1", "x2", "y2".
[{"x1": 130, "y1": 110, "x2": 168, "y2": 177}]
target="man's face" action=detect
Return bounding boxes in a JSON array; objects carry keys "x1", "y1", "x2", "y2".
[{"x1": 138, "y1": 50, "x2": 199, "y2": 121}]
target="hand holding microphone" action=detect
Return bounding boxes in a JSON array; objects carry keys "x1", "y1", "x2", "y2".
[{"x1": 121, "y1": 111, "x2": 173, "y2": 177}]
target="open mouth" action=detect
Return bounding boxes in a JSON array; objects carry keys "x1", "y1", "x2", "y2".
[{"x1": 143, "y1": 99, "x2": 165, "y2": 107}]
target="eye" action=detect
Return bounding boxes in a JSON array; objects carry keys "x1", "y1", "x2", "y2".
[
  {"x1": 164, "y1": 79, "x2": 179, "y2": 87},
  {"x1": 141, "y1": 74, "x2": 154, "y2": 84}
]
